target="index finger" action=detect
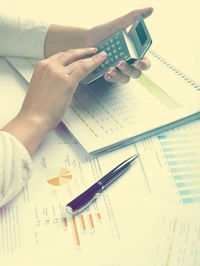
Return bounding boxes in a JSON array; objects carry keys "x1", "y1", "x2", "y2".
[{"x1": 69, "y1": 52, "x2": 107, "y2": 82}]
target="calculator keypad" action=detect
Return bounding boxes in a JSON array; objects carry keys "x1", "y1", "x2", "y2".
[{"x1": 93, "y1": 31, "x2": 129, "y2": 74}]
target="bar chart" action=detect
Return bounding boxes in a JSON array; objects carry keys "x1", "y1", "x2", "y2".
[
  {"x1": 136, "y1": 121, "x2": 200, "y2": 205},
  {"x1": 158, "y1": 130, "x2": 200, "y2": 204},
  {"x1": 34, "y1": 203, "x2": 104, "y2": 250}
]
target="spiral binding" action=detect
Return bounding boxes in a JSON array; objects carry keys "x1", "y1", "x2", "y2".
[{"x1": 149, "y1": 49, "x2": 200, "y2": 91}]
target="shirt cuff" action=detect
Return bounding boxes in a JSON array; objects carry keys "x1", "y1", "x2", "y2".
[{"x1": 0, "y1": 131, "x2": 33, "y2": 207}]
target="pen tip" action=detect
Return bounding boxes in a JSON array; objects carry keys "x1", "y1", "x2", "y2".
[
  {"x1": 130, "y1": 154, "x2": 139, "y2": 162},
  {"x1": 127, "y1": 154, "x2": 139, "y2": 163}
]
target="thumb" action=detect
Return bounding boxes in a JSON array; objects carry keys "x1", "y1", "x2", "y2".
[{"x1": 110, "y1": 7, "x2": 153, "y2": 30}]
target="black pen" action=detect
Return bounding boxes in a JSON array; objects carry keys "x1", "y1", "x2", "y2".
[{"x1": 65, "y1": 154, "x2": 139, "y2": 215}]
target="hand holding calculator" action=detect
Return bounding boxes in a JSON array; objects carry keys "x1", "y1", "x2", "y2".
[{"x1": 82, "y1": 14, "x2": 152, "y2": 85}]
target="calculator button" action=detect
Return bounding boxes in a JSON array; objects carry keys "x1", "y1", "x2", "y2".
[
  {"x1": 111, "y1": 44, "x2": 116, "y2": 49},
  {"x1": 117, "y1": 46, "x2": 122, "y2": 51},
  {"x1": 114, "y1": 34, "x2": 119, "y2": 40},
  {"x1": 119, "y1": 52, "x2": 125, "y2": 57},
  {"x1": 108, "y1": 52, "x2": 112, "y2": 57},
  {"x1": 112, "y1": 49, "x2": 117, "y2": 54},
  {"x1": 116, "y1": 41, "x2": 121, "y2": 46},
  {"x1": 114, "y1": 55, "x2": 119, "y2": 60},
  {"x1": 105, "y1": 47, "x2": 111, "y2": 52},
  {"x1": 109, "y1": 39, "x2": 114, "y2": 44}
]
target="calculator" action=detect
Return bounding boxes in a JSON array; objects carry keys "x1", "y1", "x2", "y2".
[{"x1": 82, "y1": 14, "x2": 152, "y2": 85}]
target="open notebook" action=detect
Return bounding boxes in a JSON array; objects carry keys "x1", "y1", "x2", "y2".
[{"x1": 6, "y1": 50, "x2": 200, "y2": 154}]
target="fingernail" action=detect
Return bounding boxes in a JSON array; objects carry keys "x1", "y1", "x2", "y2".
[
  {"x1": 107, "y1": 67, "x2": 115, "y2": 74},
  {"x1": 89, "y1": 47, "x2": 98, "y2": 53},
  {"x1": 104, "y1": 73, "x2": 111, "y2": 80},
  {"x1": 107, "y1": 69, "x2": 112, "y2": 74},
  {"x1": 98, "y1": 51, "x2": 107, "y2": 59}
]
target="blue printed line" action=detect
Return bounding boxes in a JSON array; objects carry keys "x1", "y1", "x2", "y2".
[
  {"x1": 176, "y1": 181, "x2": 200, "y2": 188},
  {"x1": 174, "y1": 173, "x2": 200, "y2": 180},
  {"x1": 179, "y1": 189, "x2": 200, "y2": 196},
  {"x1": 182, "y1": 197, "x2": 200, "y2": 204}
]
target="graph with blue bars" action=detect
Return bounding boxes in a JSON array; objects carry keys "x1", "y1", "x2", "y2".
[{"x1": 158, "y1": 129, "x2": 200, "y2": 204}]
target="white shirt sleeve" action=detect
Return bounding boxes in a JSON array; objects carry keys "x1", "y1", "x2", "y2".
[
  {"x1": 0, "y1": 131, "x2": 32, "y2": 207},
  {"x1": 0, "y1": 15, "x2": 50, "y2": 207},
  {"x1": 0, "y1": 13, "x2": 50, "y2": 58}
]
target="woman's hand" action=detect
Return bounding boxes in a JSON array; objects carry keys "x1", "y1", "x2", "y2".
[
  {"x1": 86, "y1": 7, "x2": 153, "y2": 83},
  {"x1": 20, "y1": 47, "x2": 106, "y2": 131},
  {"x1": 2, "y1": 48, "x2": 106, "y2": 155}
]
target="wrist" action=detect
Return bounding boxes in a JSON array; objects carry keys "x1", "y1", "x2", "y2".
[
  {"x1": 45, "y1": 24, "x2": 89, "y2": 57},
  {"x1": 1, "y1": 113, "x2": 49, "y2": 156},
  {"x1": 18, "y1": 111, "x2": 50, "y2": 133}
]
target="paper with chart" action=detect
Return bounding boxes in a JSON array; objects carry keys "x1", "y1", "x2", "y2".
[
  {"x1": 1, "y1": 148, "x2": 200, "y2": 266},
  {"x1": 1, "y1": 142, "x2": 200, "y2": 266},
  {"x1": 0, "y1": 142, "x2": 145, "y2": 265},
  {"x1": 136, "y1": 120, "x2": 200, "y2": 205},
  {"x1": 6, "y1": 50, "x2": 200, "y2": 154}
]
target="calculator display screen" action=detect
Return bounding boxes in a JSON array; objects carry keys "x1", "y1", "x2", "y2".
[{"x1": 136, "y1": 22, "x2": 147, "y2": 46}]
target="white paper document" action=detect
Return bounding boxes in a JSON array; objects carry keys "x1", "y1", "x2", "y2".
[
  {"x1": 136, "y1": 120, "x2": 200, "y2": 205},
  {"x1": 6, "y1": 50, "x2": 200, "y2": 154},
  {"x1": 0, "y1": 143, "x2": 144, "y2": 265},
  {"x1": 1, "y1": 143, "x2": 200, "y2": 266}
]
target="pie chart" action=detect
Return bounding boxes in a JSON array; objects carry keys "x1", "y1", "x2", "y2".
[{"x1": 46, "y1": 168, "x2": 72, "y2": 186}]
